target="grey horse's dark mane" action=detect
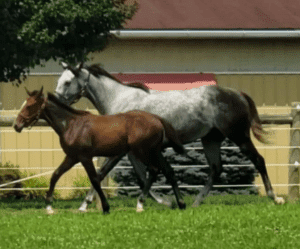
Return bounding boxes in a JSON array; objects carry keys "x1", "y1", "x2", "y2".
[
  {"x1": 47, "y1": 92, "x2": 90, "y2": 116},
  {"x1": 84, "y1": 64, "x2": 150, "y2": 93}
]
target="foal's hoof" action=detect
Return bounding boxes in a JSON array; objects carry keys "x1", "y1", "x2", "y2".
[
  {"x1": 103, "y1": 210, "x2": 110, "y2": 215},
  {"x1": 275, "y1": 197, "x2": 285, "y2": 205},
  {"x1": 136, "y1": 200, "x2": 144, "y2": 212},
  {"x1": 46, "y1": 206, "x2": 55, "y2": 215},
  {"x1": 102, "y1": 205, "x2": 110, "y2": 215},
  {"x1": 78, "y1": 207, "x2": 88, "y2": 213},
  {"x1": 136, "y1": 207, "x2": 144, "y2": 213},
  {"x1": 179, "y1": 202, "x2": 186, "y2": 210},
  {"x1": 78, "y1": 202, "x2": 88, "y2": 212}
]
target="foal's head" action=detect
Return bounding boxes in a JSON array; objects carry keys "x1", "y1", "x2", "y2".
[{"x1": 13, "y1": 86, "x2": 46, "y2": 133}]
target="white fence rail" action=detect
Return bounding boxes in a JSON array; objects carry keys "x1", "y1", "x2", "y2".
[{"x1": 0, "y1": 143, "x2": 297, "y2": 191}]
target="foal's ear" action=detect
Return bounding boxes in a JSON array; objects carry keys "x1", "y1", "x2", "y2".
[
  {"x1": 24, "y1": 87, "x2": 31, "y2": 96},
  {"x1": 75, "y1": 62, "x2": 83, "y2": 70},
  {"x1": 61, "y1": 61, "x2": 68, "y2": 69}
]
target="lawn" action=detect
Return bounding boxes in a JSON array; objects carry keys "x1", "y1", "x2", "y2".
[{"x1": 0, "y1": 195, "x2": 299, "y2": 249}]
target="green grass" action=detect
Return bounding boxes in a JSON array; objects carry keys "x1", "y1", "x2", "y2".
[{"x1": 0, "y1": 195, "x2": 300, "y2": 249}]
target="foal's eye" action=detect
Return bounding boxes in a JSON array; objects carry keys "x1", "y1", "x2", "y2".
[{"x1": 65, "y1": 81, "x2": 71, "y2": 86}]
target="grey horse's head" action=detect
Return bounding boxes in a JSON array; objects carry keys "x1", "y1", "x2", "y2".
[{"x1": 55, "y1": 62, "x2": 88, "y2": 105}]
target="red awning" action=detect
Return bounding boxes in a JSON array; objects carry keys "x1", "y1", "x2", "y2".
[{"x1": 112, "y1": 73, "x2": 217, "y2": 91}]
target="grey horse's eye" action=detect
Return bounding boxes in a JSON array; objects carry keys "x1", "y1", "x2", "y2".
[{"x1": 65, "y1": 81, "x2": 71, "y2": 86}]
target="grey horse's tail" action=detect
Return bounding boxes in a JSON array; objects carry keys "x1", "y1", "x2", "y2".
[
  {"x1": 241, "y1": 92, "x2": 271, "y2": 144},
  {"x1": 156, "y1": 116, "x2": 186, "y2": 155}
]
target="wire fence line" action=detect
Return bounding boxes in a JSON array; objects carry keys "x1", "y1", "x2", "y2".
[
  {"x1": 0, "y1": 149, "x2": 297, "y2": 190},
  {"x1": 0, "y1": 142, "x2": 296, "y2": 190},
  {"x1": 0, "y1": 145, "x2": 299, "y2": 153},
  {"x1": 2, "y1": 184, "x2": 300, "y2": 192},
  {"x1": 1, "y1": 163, "x2": 300, "y2": 171}
]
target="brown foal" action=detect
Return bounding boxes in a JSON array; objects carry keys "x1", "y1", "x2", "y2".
[{"x1": 13, "y1": 87, "x2": 186, "y2": 214}]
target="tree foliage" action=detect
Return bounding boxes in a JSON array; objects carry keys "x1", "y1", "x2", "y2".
[{"x1": 0, "y1": 0, "x2": 138, "y2": 85}]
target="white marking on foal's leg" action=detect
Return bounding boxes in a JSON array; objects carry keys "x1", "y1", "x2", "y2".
[
  {"x1": 275, "y1": 196, "x2": 285, "y2": 205},
  {"x1": 78, "y1": 202, "x2": 88, "y2": 212},
  {"x1": 46, "y1": 205, "x2": 55, "y2": 215},
  {"x1": 78, "y1": 188, "x2": 96, "y2": 212},
  {"x1": 136, "y1": 200, "x2": 144, "y2": 213}
]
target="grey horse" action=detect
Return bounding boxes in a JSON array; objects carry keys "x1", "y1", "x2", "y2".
[{"x1": 55, "y1": 62, "x2": 284, "y2": 211}]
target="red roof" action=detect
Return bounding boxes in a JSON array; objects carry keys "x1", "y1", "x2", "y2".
[
  {"x1": 125, "y1": 0, "x2": 300, "y2": 29},
  {"x1": 113, "y1": 73, "x2": 217, "y2": 91}
]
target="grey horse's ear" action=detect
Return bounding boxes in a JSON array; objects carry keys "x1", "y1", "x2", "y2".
[
  {"x1": 61, "y1": 61, "x2": 68, "y2": 69},
  {"x1": 75, "y1": 62, "x2": 83, "y2": 70}
]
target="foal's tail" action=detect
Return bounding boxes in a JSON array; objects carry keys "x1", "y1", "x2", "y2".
[
  {"x1": 241, "y1": 92, "x2": 271, "y2": 144},
  {"x1": 157, "y1": 117, "x2": 186, "y2": 155}
]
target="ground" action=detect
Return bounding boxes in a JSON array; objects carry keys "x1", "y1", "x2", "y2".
[{"x1": 0, "y1": 195, "x2": 299, "y2": 249}]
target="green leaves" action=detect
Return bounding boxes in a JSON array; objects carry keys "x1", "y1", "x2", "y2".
[{"x1": 0, "y1": 0, "x2": 138, "y2": 85}]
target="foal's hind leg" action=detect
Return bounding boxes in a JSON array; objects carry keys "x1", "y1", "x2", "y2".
[
  {"x1": 193, "y1": 136, "x2": 223, "y2": 207},
  {"x1": 128, "y1": 152, "x2": 172, "y2": 207},
  {"x1": 46, "y1": 156, "x2": 78, "y2": 214},
  {"x1": 79, "y1": 157, "x2": 110, "y2": 214},
  {"x1": 136, "y1": 169, "x2": 157, "y2": 212},
  {"x1": 154, "y1": 152, "x2": 186, "y2": 210},
  {"x1": 235, "y1": 138, "x2": 284, "y2": 204}
]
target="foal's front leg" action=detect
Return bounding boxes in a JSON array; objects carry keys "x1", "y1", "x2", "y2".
[
  {"x1": 79, "y1": 153, "x2": 126, "y2": 212},
  {"x1": 79, "y1": 157, "x2": 110, "y2": 214},
  {"x1": 46, "y1": 156, "x2": 78, "y2": 214}
]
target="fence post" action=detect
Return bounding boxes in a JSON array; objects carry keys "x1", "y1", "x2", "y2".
[
  {"x1": 95, "y1": 157, "x2": 109, "y2": 210},
  {"x1": 0, "y1": 90, "x2": 2, "y2": 164},
  {"x1": 288, "y1": 102, "x2": 300, "y2": 202}
]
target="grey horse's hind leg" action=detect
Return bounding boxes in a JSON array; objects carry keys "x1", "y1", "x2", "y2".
[
  {"x1": 128, "y1": 152, "x2": 172, "y2": 207},
  {"x1": 236, "y1": 138, "x2": 284, "y2": 204},
  {"x1": 192, "y1": 134, "x2": 223, "y2": 207}
]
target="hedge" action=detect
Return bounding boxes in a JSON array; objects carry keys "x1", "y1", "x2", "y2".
[{"x1": 113, "y1": 138, "x2": 258, "y2": 197}]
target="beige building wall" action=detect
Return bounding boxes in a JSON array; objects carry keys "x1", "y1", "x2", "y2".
[{"x1": 29, "y1": 39, "x2": 300, "y2": 74}]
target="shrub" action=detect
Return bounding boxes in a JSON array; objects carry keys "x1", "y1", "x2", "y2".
[
  {"x1": 114, "y1": 138, "x2": 259, "y2": 197},
  {"x1": 69, "y1": 176, "x2": 91, "y2": 199},
  {"x1": 21, "y1": 172, "x2": 60, "y2": 200},
  {"x1": 70, "y1": 175, "x2": 118, "y2": 199},
  {"x1": 0, "y1": 162, "x2": 24, "y2": 199}
]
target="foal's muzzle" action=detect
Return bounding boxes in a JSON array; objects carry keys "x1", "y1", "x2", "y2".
[{"x1": 14, "y1": 122, "x2": 24, "y2": 133}]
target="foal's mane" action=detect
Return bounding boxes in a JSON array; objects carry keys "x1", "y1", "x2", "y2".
[
  {"x1": 84, "y1": 64, "x2": 150, "y2": 93},
  {"x1": 47, "y1": 93, "x2": 90, "y2": 116}
]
